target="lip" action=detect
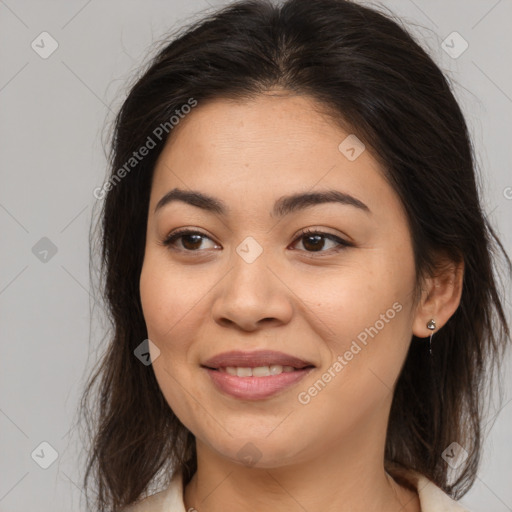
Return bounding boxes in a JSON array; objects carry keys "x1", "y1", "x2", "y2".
[
  {"x1": 204, "y1": 367, "x2": 314, "y2": 400},
  {"x1": 201, "y1": 350, "x2": 315, "y2": 400},
  {"x1": 202, "y1": 350, "x2": 315, "y2": 370}
]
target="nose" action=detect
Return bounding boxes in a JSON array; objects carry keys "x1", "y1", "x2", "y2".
[{"x1": 210, "y1": 249, "x2": 294, "y2": 331}]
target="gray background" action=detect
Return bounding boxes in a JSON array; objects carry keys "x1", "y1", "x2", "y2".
[{"x1": 0, "y1": 0, "x2": 511, "y2": 510}]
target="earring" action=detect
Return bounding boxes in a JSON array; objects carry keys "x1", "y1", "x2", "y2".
[{"x1": 426, "y1": 319, "x2": 436, "y2": 355}]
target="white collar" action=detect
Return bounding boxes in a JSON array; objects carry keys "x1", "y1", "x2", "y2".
[{"x1": 124, "y1": 468, "x2": 473, "y2": 512}]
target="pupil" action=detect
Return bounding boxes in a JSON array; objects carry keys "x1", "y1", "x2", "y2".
[
  {"x1": 183, "y1": 234, "x2": 202, "y2": 250},
  {"x1": 304, "y1": 235, "x2": 324, "y2": 251},
  {"x1": 180, "y1": 234, "x2": 326, "y2": 251}
]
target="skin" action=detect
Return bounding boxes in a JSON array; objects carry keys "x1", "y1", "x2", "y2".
[{"x1": 139, "y1": 91, "x2": 463, "y2": 512}]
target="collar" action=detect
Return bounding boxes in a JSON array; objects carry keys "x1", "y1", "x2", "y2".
[{"x1": 125, "y1": 467, "x2": 473, "y2": 512}]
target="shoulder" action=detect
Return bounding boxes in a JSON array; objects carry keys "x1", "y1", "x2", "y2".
[
  {"x1": 416, "y1": 474, "x2": 472, "y2": 512},
  {"x1": 391, "y1": 466, "x2": 474, "y2": 512},
  {"x1": 121, "y1": 471, "x2": 186, "y2": 512}
]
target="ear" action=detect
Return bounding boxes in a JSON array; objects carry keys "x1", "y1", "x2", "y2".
[{"x1": 412, "y1": 256, "x2": 464, "y2": 338}]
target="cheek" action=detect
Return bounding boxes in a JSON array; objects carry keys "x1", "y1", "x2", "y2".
[
  {"x1": 291, "y1": 270, "x2": 414, "y2": 440},
  {"x1": 139, "y1": 255, "x2": 206, "y2": 429},
  {"x1": 301, "y1": 248, "x2": 415, "y2": 386},
  {"x1": 139, "y1": 253, "x2": 207, "y2": 341},
  {"x1": 302, "y1": 252, "x2": 413, "y2": 341}
]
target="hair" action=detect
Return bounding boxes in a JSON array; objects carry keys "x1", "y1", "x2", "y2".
[{"x1": 80, "y1": 0, "x2": 511, "y2": 510}]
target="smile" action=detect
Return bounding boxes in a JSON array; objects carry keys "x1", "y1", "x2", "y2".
[
  {"x1": 203, "y1": 365, "x2": 314, "y2": 400},
  {"x1": 219, "y1": 365, "x2": 297, "y2": 376}
]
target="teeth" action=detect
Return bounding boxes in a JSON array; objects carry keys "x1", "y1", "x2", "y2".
[
  {"x1": 236, "y1": 367, "x2": 253, "y2": 377},
  {"x1": 270, "y1": 364, "x2": 283, "y2": 375},
  {"x1": 252, "y1": 366, "x2": 271, "y2": 377},
  {"x1": 221, "y1": 365, "x2": 298, "y2": 377}
]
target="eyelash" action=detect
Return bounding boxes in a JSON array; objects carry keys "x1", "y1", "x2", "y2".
[{"x1": 161, "y1": 227, "x2": 353, "y2": 256}]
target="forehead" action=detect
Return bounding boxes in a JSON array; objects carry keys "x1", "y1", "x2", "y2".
[
  {"x1": 163, "y1": 92, "x2": 345, "y2": 155},
  {"x1": 149, "y1": 93, "x2": 397, "y2": 219}
]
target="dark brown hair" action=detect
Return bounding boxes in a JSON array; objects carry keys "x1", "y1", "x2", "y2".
[{"x1": 80, "y1": 0, "x2": 511, "y2": 510}]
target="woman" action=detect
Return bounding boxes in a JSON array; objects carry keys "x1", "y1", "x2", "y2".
[{"x1": 81, "y1": 0, "x2": 511, "y2": 511}]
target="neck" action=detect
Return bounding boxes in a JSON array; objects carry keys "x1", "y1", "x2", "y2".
[{"x1": 183, "y1": 431, "x2": 420, "y2": 512}]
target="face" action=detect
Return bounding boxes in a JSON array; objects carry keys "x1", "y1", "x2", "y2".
[{"x1": 139, "y1": 91, "x2": 419, "y2": 468}]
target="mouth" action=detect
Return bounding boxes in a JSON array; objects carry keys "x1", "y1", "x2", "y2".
[
  {"x1": 201, "y1": 349, "x2": 315, "y2": 371},
  {"x1": 201, "y1": 350, "x2": 316, "y2": 400},
  {"x1": 211, "y1": 364, "x2": 312, "y2": 377}
]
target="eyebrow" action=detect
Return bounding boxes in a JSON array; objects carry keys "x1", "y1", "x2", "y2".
[{"x1": 154, "y1": 187, "x2": 371, "y2": 217}]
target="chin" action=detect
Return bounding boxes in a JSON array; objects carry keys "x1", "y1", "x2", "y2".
[{"x1": 205, "y1": 435, "x2": 307, "y2": 470}]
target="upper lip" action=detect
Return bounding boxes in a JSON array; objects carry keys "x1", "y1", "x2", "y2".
[{"x1": 202, "y1": 350, "x2": 315, "y2": 370}]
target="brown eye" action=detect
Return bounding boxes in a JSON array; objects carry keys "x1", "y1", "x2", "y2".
[
  {"x1": 292, "y1": 229, "x2": 352, "y2": 254},
  {"x1": 163, "y1": 230, "x2": 218, "y2": 252},
  {"x1": 162, "y1": 228, "x2": 352, "y2": 255}
]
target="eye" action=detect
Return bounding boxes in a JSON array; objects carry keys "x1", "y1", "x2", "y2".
[
  {"x1": 161, "y1": 228, "x2": 353, "y2": 254},
  {"x1": 162, "y1": 229, "x2": 219, "y2": 252},
  {"x1": 290, "y1": 228, "x2": 352, "y2": 254}
]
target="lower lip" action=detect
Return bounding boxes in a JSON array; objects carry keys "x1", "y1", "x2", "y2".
[{"x1": 204, "y1": 367, "x2": 314, "y2": 400}]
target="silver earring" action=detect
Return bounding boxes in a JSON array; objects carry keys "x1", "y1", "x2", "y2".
[{"x1": 426, "y1": 319, "x2": 436, "y2": 355}]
